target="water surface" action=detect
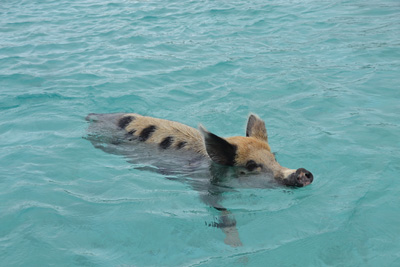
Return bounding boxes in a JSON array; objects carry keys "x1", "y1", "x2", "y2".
[{"x1": 1, "y1": 0, "x2": 400, "y2": 266}]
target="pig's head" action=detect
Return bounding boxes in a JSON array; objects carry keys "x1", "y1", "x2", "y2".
[{"x1": 199, "y1": 114, "x2": 313, "y2": 187}]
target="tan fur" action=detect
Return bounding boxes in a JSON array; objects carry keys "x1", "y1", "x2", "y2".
[
  {"x1": 246, "y1": 114, "x2": 268, "y2": 142},
  {"x1": 226, "y1": 136, "x2": 271, "y2": 165},
  {"x1": 226, "y1": 136, "x2": 295, "y2": 178},
  {"x1": 122, "y1": 113, "x2": 207, "y2": 155}
]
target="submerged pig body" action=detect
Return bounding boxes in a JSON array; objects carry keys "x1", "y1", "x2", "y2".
[{"x1": 86, "y1": 113, "x2": 313, "y2": 187}]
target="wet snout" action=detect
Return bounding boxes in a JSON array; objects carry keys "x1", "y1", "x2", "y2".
[
  {"x1": 296, "y1": 168, "x2": 313, "y2": 187},
  {"x1": 284, "y1": 168, "x2": 314, "y2": 187}
]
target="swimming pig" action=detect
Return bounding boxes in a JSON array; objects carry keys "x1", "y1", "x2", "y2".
[
  {"x1": 86, "y1": 113, "x2": 313, "y2": 187},
  {"x1": 85, "y1": 113, "x2": 314, "y2": 246}
]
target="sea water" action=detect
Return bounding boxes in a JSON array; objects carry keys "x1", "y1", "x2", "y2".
[{"x1": 1, "y1": 0, "x2": 399, "y2": 266}]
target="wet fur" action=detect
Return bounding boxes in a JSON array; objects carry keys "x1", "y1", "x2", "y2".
[{"x1": 119, "y1": 113, "x2": 207, "y2": 155}]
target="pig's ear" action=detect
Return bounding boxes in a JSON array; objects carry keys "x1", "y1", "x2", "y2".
[
  {"x1": 199, "y1": 125, "x2": 237, "y2": 166},
  {"x1": 246, "y1": 114, "x2": 268, "y2": 142}
]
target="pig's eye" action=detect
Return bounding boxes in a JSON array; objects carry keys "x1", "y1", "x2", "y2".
[{"x1": 245, "y1": 160, "x2": 259, "y2": 171}]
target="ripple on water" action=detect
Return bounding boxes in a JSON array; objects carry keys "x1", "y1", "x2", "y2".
[{"x1": 1, "y1": 0, "x2": 400, "y2": 266}]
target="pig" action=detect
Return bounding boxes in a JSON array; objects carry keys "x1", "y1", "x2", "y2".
[{"x1": 85, "y1": 113, "x2": 313, "y2": 246}]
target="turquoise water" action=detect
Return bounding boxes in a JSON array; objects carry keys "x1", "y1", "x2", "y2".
[{"x1": 1, "y1": 0, "x2": 400, "y2": 265}]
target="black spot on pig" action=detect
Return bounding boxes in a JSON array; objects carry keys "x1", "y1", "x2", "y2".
[
  {"x1": 139, "y1": 125, "x2": 156, "y2": 142},
  {"x1": 160, "y1": 136, "x2": 173, "y2": 149},
  {"x1": 118, "y1": 116, "x2": 135, "y2": 129},
  {"x1": 176, "y1": 141, "x2": 187, "y2": 149}
]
